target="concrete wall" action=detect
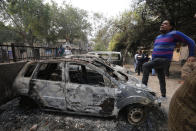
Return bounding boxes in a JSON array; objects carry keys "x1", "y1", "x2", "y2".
[{"x1": 0, "y1": 62, "x2": 27, "y2": 105}]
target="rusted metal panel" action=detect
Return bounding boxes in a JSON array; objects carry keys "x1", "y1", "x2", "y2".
[
  {"x1": 66, "y1": 83, "x2": 115, "y2": 115},
  {"x1": 29, "y1": 80, "x2": 66, "y2": 109}
]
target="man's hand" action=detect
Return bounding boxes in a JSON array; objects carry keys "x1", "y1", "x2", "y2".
[{"x1": 187, "y1": 56, "x2": 196, "y2": 62}]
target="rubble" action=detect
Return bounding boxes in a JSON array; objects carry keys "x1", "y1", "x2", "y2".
[{"x1": 0, "y1": 98, "x2": 168, "y2": 131}]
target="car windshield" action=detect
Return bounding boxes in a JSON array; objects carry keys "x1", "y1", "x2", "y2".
[
  {"x1": 111, "y1": 54, "x2": 120, "y2": 60},
  {"x1": 91, "y1": 60, "x2": 128, "y2": 82}
]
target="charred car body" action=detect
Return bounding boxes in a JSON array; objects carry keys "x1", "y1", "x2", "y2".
[
  {"x1": 87, "y1": 51, "x2": 122, "y2": 66},
  {"x1": 13, "y1": 56, "x2": 160, "y2": 125},
  {"x1": 66, "y1": 54, "x2": 130, "y2": 75}
]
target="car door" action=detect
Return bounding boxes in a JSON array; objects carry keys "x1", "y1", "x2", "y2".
[
  {"x1": 29, "y1": 62, "x2": 66, "y2": 110},
  {"x1": 13, "y1": 62, "x2": 37, "y2": 94},
  {"x1": 65, "y1": 62, "x2": 116, "y2": 116}
]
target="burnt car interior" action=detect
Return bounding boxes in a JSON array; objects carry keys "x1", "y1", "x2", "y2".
[
  {"x1": 91, "y1": 61, "x2": 128, "y2": 82},
  {"x1": 24, "y1": 63, "x2": 37, "y2": 77},
  {"x1": 36, "y1": 63, "x2": 62, "y2": 81},
  {"x1": 92, "y1": 61, "x2": 117, "y2": 77},
  {"x1": 68, "y1": 63, "x2": 105, "y2": 86}
]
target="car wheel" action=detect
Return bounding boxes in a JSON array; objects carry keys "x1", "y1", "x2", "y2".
[{"x1": 126, "y1": 105, "x2": 146, "y2": 125}]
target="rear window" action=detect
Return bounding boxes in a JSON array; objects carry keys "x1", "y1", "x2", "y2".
[{"x1": 24, "y1": 63, "x2": 37, "y2": 77}]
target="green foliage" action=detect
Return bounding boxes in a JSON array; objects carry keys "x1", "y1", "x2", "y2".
[
  {"x1": 92, "y1": 18, "x2": 113, "y2": 51},
  {"x1": 107, "y1": 8, "x2": 146, "y2": 55},
  {"x1": 108, "y1": 32, "x2": 127, "y2": 51},
  {"x1": 53, "y1": 3, "x2": 90, "y2": 43},
  {"x1": 145, "y1": 0, "x2": 196, "y2": 38},
  {"x1": 93, "y1": 42, "x2": 107, "y2": 51},
  {"x1": 94, "y1": 0, "x2": 196, "y2": 62},
  {"x1": 0, "y1": 0, "x2": 51, "y2": 44},
  {"x1": 0, "y1": 21, "x2": 22, "y2": 43},
  {"x1": 0, "y1": 0, "x2": 91, "y2": 46}
]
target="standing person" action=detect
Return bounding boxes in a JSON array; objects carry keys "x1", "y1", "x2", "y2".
[
  {"x1": 64, "y1": 46, "x2": 72, "y2": 56},
  {"x1": 134, "y1": 51, "x2": 139, "y2": 72},
  {"x1": 136, "y1": 50, "x2": 144, "y2": 75},
  {"x1": 144, "y1": 54, "x2": 150, "y2": 63},
  {"x1": 58, "y1": 45, "x2": 65, "y2": 57},
  {"x1": 141, "y1": 19, "x2": 195, "y2": 101}
]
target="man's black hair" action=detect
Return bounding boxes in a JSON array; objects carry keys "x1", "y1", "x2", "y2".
[{"x1": 166, "y1": 19, "x2": 175, "y2": 30}]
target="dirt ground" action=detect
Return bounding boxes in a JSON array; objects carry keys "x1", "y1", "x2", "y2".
[{"x1": 0, "y1": 98, "x2": 168, "y2": 131}]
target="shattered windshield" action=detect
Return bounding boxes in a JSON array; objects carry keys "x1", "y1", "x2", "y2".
[{"x1": 92, "y1": 61, "x2": 128, "y2": 82}]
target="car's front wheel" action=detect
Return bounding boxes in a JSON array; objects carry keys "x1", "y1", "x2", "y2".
[{"x1": 126, "y1": 105, "x2": 146, "y2": 125}]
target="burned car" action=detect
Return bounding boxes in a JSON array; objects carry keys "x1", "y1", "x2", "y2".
[
  {"x1": 13, "y1": 57, "x2": 160, "y2": 125},
  {"x1": 66, "y1": 54, "x2": 131, "y2": 76},
  {"x1": 87, "y1": 51, "x2": 122, "y2": 66}
]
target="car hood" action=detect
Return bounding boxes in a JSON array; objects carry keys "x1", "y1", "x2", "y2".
[
  {"x1": 121, "y1": 73, "x2": 154, "y2": 93},
  {"x1": 116, "y1": 79, "x2": 157, "y2": 103}
]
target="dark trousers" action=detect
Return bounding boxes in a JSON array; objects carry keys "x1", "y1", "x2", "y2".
[
  {"x1": 137, "y1": 62, "x2": 143, "y2": 75},
  {"x1": 142, "y1": 58, "x2": 170, "y2": 97},
  {"x1": 165, "y1": 61, "x2": 171, "y2": 77}
]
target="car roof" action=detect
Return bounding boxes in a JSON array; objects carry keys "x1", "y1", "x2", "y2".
[
  {"x1": 26, "y1": 54, "x2": 110, "y2": 66},
  {"x1": 88, "y1": 51, "x2": 121, "y2": 54}
]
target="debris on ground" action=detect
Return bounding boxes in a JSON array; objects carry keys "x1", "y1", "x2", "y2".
[{"x1": 0, "y1": 98, "x2": 168, "y2": 131}]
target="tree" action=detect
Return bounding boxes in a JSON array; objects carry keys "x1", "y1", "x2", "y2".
[
  {"x1": 94, "y1": 0, "x2": 196, "y2": 64},
  {"x1": 0, "y1": 0, "x2": 51, "y2": 45},
  {"x1": 50, "y1": 2, "x2": 91, "y2": 44},
  {"x1": 0, "y1": 0, "x2": 92, "y2": 46},
  {"x1": 145, "y1": 0, "x2": 196, "y2": 39},
  {"x1": 92, "y1": 20, "x2": 114, "y2": 51},
  {"x1": 0, "y1": 21, "x2": 21, "y2": 43}
]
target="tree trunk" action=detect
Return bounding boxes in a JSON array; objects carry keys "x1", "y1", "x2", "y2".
[{"x1": 123, "y1": 43, "x2": 131, "y2": 65}]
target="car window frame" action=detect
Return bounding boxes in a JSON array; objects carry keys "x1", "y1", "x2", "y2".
[
  {"x1": 23, "y1": 62, "x2": 38, "y2": 78},
  {"x1": 66, "y1": 61, "x2": 112, "y2": 88},
  {"x1": 32, "y1": 62, "x2": 65, "y2": 82}
]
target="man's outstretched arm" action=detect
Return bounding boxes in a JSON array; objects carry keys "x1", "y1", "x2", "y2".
[{"x1": 174, "y1": 31, "x2": 196, "y2": 62}]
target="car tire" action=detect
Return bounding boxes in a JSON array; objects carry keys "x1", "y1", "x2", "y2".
[
  {"x1": 126, "y1": 105, "x2": 146, "y2": 125},
  {"x1": 117, "y1": 105, "x2": 167, "y2": 131}
]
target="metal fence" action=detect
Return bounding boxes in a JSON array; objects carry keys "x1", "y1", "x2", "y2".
[
  {"x1": 0, "y1": 43, "x2": 84, "y2": 63},
  {"x1": 0, "y1": 43, "x2": 88, "y2": 63}
]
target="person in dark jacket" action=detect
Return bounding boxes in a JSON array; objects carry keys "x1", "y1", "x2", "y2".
[{"x1": 136, "y1": 50, "x2": 144, "y2": 75}]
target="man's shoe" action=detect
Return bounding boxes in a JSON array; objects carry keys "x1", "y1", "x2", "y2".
[
  {"x1": 136, "y1": 83, "x2": 147, "y2": 88},
  {"x1": 158, "y1": 96, "x2": 167, "y2": 103}
]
